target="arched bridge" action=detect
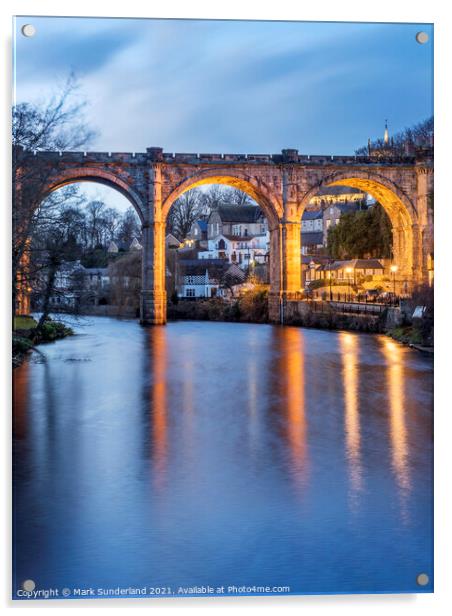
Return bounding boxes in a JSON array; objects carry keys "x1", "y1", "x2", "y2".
[{"x1": 17, "y1": 146, "x2": 433, "y2": 324}]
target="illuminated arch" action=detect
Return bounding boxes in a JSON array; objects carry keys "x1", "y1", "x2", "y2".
[
  {"x1": 298, "y1": 170, "x2": 419, "y2": 278},
  {"x1": 298, "y1": 170, "x2": 417, "y2": 227},
  {"x1": 161, "y1": 169, "x2": 282, "y2": 229}
]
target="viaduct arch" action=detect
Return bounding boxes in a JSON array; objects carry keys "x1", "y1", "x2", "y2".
[{"x1": 16, "y1": 146, "x2": 433, "y2": 324}]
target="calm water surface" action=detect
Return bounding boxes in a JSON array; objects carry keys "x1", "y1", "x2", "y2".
[{"x1": 13, "y1": 317, "x2": 433, "y2": 597}]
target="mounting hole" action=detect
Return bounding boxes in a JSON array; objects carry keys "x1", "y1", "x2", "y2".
[
  {"x1": 415, "y1": 31, "x2": 429, "y2": 44},
  {"x1": 21, "y1": 24, "x2": 36, "y2": 38},
  {"x1": 416, "y1": 573, "x2": 429, "y2": 586},
  {"x1": 22, "y1": 579, "x2": 36, "y2": 591}
]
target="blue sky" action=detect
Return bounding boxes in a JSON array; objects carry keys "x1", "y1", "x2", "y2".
[
  {"x1": 14, "y1": 17, "x2": 433, "y2": 155},
  {"x1": 14, "y1": 17, "x2": 433, "y2": 211}
]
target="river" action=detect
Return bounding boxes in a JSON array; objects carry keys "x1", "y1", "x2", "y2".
[{"x1": 13, "y1": 317, "x2": 433, "y2": 598}]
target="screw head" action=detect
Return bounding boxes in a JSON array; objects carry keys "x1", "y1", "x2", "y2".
[
  {"x1": 21, "y1": 24, "x2": 36, "y2": 37},
  {"x1": 416, "y1": 32, "x2": 429, "y2": 44},
  {"x1": 416, "y1": 573, "x2": 429, "y2": 586},
  {"x1": 22, "y1": 579, "x2": 36, "y2": 591}
]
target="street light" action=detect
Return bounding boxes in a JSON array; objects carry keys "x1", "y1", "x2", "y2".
[
  {"x1": 328, "y1": 259, "x2": 334, "y2": 301},
  {"x1": 345, "y1": 266, "x2": 353, "y2": 302},
  {"x1": 390, "y1": 264, "x2": 398, "y2": 302}
]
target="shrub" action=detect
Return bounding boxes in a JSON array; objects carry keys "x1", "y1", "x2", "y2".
[
  {"x1": 237, "y1": 286, "x2": 269, "y2": 322},
  {"x1": 40, "y1": 320, "x2": 74, "y2": 342},
  {"x1": 12, "y1": 335, "x2": 34, "y2": 354}
]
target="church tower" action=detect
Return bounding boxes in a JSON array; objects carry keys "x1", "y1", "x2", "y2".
[{"x1": 384, "y1": 119, "x2": 389, "y2": 145}]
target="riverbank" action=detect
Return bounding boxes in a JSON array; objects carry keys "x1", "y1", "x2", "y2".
[
  {"x1": 168, "y1": 288, "x2": 269, "y2": 324},
  {"x1": 168, "y1": 295, "x2": 433, "y2": 352},
  {"x1": 13, "y1": 316, "x2": 74, "y2": 367},
  {"x1": 169, "y1": 297, "x2": 387, "y2": 333},
  {"x1": 386, "y1": 324, "x2": 434, "y2": 353}
]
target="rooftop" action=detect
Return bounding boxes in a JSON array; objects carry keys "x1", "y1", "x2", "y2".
[
  {"x1": 302, "y1": 210, "x2": 323, "y2": 221},
  {"x1": 301, "y1": 231, "x2": 324, "y2": 245},
  {"x1": 213, "y1": 205, "x2": 264, "y2": 223},
  {"x1": 196, "y1": 220, "x2": 208, "y2": 232}
]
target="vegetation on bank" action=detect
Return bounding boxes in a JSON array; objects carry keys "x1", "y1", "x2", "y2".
[
  {"x1": 387, "y1": 325, "x2": 424, "y2": 346},
  {"x1": 13, "y1": 316, "x2": 74, "y2": 367},
  {"x1": 168, "y1": 281, "x2": 434, "y2": 352},
  {"x1": 168, "y1": 286, "x2": 269, "y2": 324}
]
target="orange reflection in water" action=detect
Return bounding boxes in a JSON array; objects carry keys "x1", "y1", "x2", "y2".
[
  {"x1": 339, "y1": 332, "x2": 363, "y2": 504},
  {"x1": 149, "y1": 327, "x2": 168, "y2": 489},
  {"x1": 281, "y1": 328, "x2": 308, "y2": 489},
  {"x1": 13, "y1": 361, "x2": 30, "y2": 440},
  {"x1": 381, "y1": 338, "x2": 411, "y2": 502}
]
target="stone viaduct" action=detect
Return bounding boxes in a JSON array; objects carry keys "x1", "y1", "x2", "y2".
[{"x1": 19, "y1": 146, "x2": 433, "y2": 324}]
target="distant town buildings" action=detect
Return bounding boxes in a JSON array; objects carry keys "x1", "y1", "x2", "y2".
[
  {"x1": 301, "y1": 186, "x2": 367, "y2": 255},
  {"x1": 107, "y1": 237, "x2": 143, "y2": 253},
  {"x1": 304, "y1": 257, "x2": 386, "y2": 286},
  {"x1": 36, "y1": 186, "x2": 391, "y2": 312},
  {"x1": 188, "y1": 205, "x2": 270, "y2": 269},
  {"x1": 176, "y1": 259, "x2": 246, "y2": 299}
]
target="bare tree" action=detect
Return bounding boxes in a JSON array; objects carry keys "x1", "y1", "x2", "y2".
[
  {"x1": 85, "y1": 200, "x2": 107, "y2": 248},
  {"x1": 224, "y1": 186, "x2": 255, "y2": 206},
  {"x1": 199, "y1": 184, "x2": 226, "y2": 211},
  {"x1": 33, "y1": 204, "x2": 88, "y2": 331},
  {"x1": 116, "y1": 207, "x2": 141, "y2": 245},
  {"x1": 167, "y1": 188, "x2": 204, "y2": 240},
  {"x1": 108, "y1": 251, "x2": 141, "y2": 312},
  {"x1": 103, "y1": 208, "x2": 121, "y2": 244},
  {"x1": 198, "y1": 184, "x2": 255, "y2": 211},
  {"x1": 13, "y1": 73, "x2": 97, "y2": 312}
]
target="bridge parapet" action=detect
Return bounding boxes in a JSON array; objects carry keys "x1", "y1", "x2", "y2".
[
  {"x1": 30, "y1": 150, "x2": 149, "y2": 164},
  {"x1": 25, "y1": 146, "x2": 431, "y2": 168}
]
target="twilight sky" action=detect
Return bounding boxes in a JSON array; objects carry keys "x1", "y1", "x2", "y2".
[{"x1": 14, "y1": 17, "x2": 433, "y2": 156}]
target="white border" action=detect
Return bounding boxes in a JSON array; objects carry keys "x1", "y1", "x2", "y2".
[{"x1": 1, "y1": 1, "x2": 451, "y2": 614}]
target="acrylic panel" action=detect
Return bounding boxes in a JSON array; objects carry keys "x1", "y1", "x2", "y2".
[{"x1": 12, "y1": 16, "x2": 434, "y2": 600}]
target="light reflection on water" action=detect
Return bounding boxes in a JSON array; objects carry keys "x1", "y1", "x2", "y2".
[
  {"x1": 339, "y1": 332, "x2": 363, "y2": 509},
  {"x1": 13, "y1": 318, "x2": 433, "y2": 596}
]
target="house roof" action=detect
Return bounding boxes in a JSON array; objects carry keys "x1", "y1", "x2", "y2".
[
  {"x1": 347, "y1": 258, "x2": 384, "y2": 270},
  {"x1": 179, "y1": 259, "x2": 228, "y2": 280},
  {"x1": 301, "y1": 231, "x2": 324, "y2": 245},
  {"x1": 302, "y1": 255, "x2": 331, "y2": 265},
  {"x1": 165, "y1": 233, "x2": 181, "y2": 245},
  {"x1": 302, "y1": 209, "x2": 323, "y2": 220},
  {"x1": 179, "y1": 258, "x2": 226, "y2": 268},
  {"x1": 214, "y1": 205, "x2": 264, "y2": 223},
  {"x1": 321, "y1": 258, "x2": 384, "y2": 271},
  {"x1": 224, "y1": 263, "x2": 247, "y2": 282},
  {"x1": 196, "y1": 220, "x2": 208, "y2": 231}
]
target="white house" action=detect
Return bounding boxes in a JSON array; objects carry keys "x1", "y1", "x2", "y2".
[
  {"x1": 177, "y1": 259, "x2": 227, "y2": 298},
  {"x1": 207, "y1": 205, "x2": 267, "y2": 240},
  {"x1": 197, "y1": 233, "x2": 269, "y2": 269}
]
